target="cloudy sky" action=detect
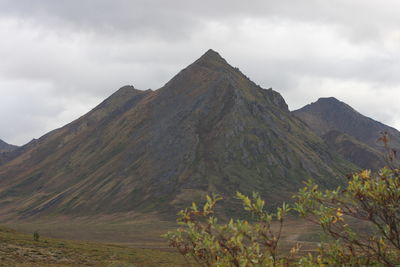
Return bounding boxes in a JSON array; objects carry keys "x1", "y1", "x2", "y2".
[{"x1": 1, "y1": 0, "x2": 400, "y2": 145}]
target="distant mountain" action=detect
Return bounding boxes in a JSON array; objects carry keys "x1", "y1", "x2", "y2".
[
  {"x1": 0, "y1": 50, "x2": 355, "y2": 220},
  {"x1": 0, "y1": 139, "x2": 18, "y2": 153},
  {"x1": 293, "y1": 97, "x2": 399, "y2": 168}
]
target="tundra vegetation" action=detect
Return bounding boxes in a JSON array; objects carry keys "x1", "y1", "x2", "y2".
[{"x1": 164, "y1": 159, "x2": 400, "y2": 266}]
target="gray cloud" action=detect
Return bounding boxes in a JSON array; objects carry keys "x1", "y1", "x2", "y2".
[{"x1": 1, "y1": 0, "x2": 400, "y2": 145}]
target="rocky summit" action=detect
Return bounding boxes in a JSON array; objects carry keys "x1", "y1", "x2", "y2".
[{"x1": 0, "y1": 50, "x2": 356, "y2": 220}]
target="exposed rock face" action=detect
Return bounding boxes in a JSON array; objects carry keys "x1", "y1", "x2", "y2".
[
  {"x1": 293, "y1": 97, "x2": 400, "y2": 169},
  {"x1": 0, "y1": 50, "x2": 355, "y2": 220}
]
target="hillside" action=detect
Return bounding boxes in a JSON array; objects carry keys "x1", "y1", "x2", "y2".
[
  {"x1": 293, "y1": 97, "x2": 400, "y2": 169},
  {"x1": 0, "y1": 139, "x2": 18, "y2": 153},
  {"x1": 0, "y1": 139, "x2": 19, "y2": 165},
  {"x1": 321, "y1": 130, "x2": 385, "y2": 170},
  {"x1": 293, "y1": 97, "x2": 400, "y2": 150},
  {"x1": 0, "y1": 50, "x2": 355, "y2": 220}
]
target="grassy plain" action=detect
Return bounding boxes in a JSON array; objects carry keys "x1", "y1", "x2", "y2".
[
  {"x1": 0, "y1": 224, "x2": 186, "y2": 266},
  {"x1": 1, "y1": 215, "x2": 322, "y2": 266}
]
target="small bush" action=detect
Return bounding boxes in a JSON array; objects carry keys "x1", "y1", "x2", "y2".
[
  {"x1": 165, "y1": 167, "x2": 400, "y2": 266},
  {"x1": 163, "y1": 193, "x2": 293, "y2": 266},
  {"x1": 33, "y1": 231, "x2": 40, "y2": 242}
]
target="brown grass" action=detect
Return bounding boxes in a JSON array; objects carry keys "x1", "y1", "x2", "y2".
[
  {"x1": 1, "y1": 216, "x2": 322, "y2": 266},
  {"x1": 0, "y1": 224, "x2": 185, "y2": 266}
]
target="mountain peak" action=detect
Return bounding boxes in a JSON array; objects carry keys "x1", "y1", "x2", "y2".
[
  {"x1": 200, "y1": 49, "x2": 222, "y2": 59},
  {"x1": 294, "y1": 97, "x2": 400, "y2": 151},
  {"x1": 315, "y1": 97, "x2": 348, "y2": 107},
  {"x1": 193, "y1": 49, "x2": 229, "y2": 67},
  {"x1": 161, "y1": 49, "x2": 290, "y2": 112},
  {"x1": 301, "y1": 97, "x2": 353, "y2": 112},
  {"x1": 105, "y1": 85, "x2": 147, "y2": 102},
  {"x1": 113, "y1": 85, "x2": 139, "y2": 95},
  {"x1": 317, "y1": 97, "x2": 340, "y2": 103},
  {"x1": 161, "y1": 49, "x2": 235, "y2": 93}
]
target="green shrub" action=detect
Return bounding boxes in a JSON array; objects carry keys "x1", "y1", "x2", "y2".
[
  {"x1": 33, "y1": 231, "x2": 40, "y2": 242},
  {"x1": 295, "y1": 167, "x2": 400, "y2": 266},
  {"x1": 165, "y1": 167, "x2": 400, "y2": 266},
  {"x1": 163, "y1": 193, "x2": 295, "y2": 266}
]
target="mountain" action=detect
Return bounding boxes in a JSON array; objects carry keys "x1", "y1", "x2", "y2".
[
  {"x1": 0, "y1": 50, "x2": 355, "y2": 220},
  {"x1": 293, "y1": 97, "x2": 399, "y2": 168},
  {"x1": 0, "y1": 139, "x2": 18, "y2": 153},
  {"x1": 321, "y1": 130, "x2": 385, "y2": 170}
]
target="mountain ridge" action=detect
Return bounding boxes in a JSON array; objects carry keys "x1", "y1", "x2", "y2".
[
  {"x1": 293, "y1": 97, "x2": 400, "y2": 169},
  {"x1": 0, "y1": 139, "x2": 18, "y2": 153},
  {"x1": 0, "y1": 50, "x2": 356, "y2": 220}
]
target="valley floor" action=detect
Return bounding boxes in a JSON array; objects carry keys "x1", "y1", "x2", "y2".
[
  {"x1": 0, "y1": 225, "x2": 185, "y2": 266},
  {"x1": 1, "y1": 216, "x2": 322, "y2": 266}
]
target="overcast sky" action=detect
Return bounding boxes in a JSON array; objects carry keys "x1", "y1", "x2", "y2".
[{"x1": 1, "y1": 0, "x2": 400, "y2": 145}]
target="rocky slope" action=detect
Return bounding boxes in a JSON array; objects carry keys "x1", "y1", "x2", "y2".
[
  {"x1": 0, "y1": 139, "x2": 18, "y2": 153},
  {"x1": 0, "y1": 50, "x2": 355, "y2": 220},
  {"x1": 321, "y1": 130, "x2": 385, "y2": 170},
  {"x1": 293, "y1": 97, "x2": 399, "y2": 169}
]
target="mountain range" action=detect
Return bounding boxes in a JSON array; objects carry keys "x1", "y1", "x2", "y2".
[{"x1": 0, "y1": 50, "x2": 396, "y2": 220}]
